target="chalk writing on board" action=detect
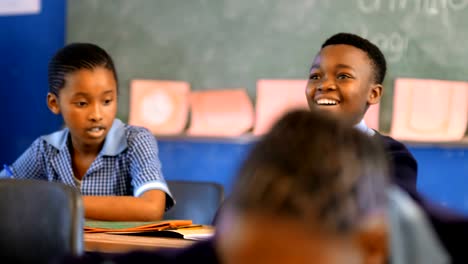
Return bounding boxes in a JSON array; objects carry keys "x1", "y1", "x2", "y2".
[
  {"x1": 357, "y1": 0, "x2": 468, "y2": 14},
  {"x1": 360, "y1": 27, "x2": 409, "y2": 63}
]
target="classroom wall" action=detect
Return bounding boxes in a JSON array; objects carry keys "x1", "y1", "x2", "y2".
[
  {"x1": 0, "y1": 0, "x2": 65, "y2": 164},
  {"x1": 67, "y1": 0, "x2": 468, "y2": 133},
  {"x1": 1, "y1": 1, "x2": 465, "y2": 215},
  {"x1": 65, "y1": 1, "x2": 468, "y2": 214},
  {"x1": 157, "y1": 138, "x2": 468, "y2": 216}
]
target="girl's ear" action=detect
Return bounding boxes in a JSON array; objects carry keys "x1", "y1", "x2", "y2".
[
  {"x1": 47, "y1": 93, "x2": 61, "y2": 115},
  {"x1": 368, "y1": 84, "x2": 383, "y2": 105}
]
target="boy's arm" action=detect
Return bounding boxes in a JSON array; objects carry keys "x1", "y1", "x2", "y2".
[{"x1": 83, "y1": 189, "x2": 166, "y2": 221}]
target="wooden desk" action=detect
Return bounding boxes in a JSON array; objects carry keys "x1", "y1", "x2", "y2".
[{"x1": 84, "y1": 233, "x2": 195, "y2": 253}]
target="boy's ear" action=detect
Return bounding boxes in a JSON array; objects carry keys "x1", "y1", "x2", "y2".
[
  {"x1": 47, "y1": 93, "x2": 61, "y2": 115},
  {"x1": 367, "y1": 84, "x2": 383, "y2": 105},
  {"x1": 354, "y1": 214, "x2": 388, "y2": 264}
]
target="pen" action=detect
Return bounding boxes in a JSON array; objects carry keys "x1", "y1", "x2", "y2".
[{"x1": 3, "y1": 164, "x2": 14, "y2": 177}]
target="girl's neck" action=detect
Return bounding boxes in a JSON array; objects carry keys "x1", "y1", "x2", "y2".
[{"x1": 68, "y1": 134, "x2": 103, "y2": 157}]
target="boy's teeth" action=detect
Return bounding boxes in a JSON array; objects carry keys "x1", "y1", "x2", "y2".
[
  {"x1": 90, "y1": 127, "x2": 101, "y2": 132},
  {"x1": 316, "y1": 99, "x2": 338, "y2": 105}
]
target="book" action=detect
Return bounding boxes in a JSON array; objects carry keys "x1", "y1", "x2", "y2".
[
  {"x1": 106, "y1": 225, "x2": 215, "y2": 241},
  {"x1": 84, "y1": 219, "x2": 193, "y2": 233},
  {"x1": 157, "y1": 225, "x2": 214, "y2": 240}
]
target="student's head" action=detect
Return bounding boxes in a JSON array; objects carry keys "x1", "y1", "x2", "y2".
[
  {"x1": 47, "y1": 43, "x2": 118, "y2": 149},
  {"x1": 216, "y1": 110, "x2": 389, "y2": 264},
  {"x1": 306, "y1": 32, "x2": 387, "y2": 126}
]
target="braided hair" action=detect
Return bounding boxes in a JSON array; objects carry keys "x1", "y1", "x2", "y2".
[{"x1": 48, "y1": 43, "x2": 117, "y2": 96}]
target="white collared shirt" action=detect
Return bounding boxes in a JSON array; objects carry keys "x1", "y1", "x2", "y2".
[
  {"x1": 0, "y1": 119, "x2": 174, "y2": 210},
  {"x1": 354, "y1": 119, "x2": 375, "y2": 136}
]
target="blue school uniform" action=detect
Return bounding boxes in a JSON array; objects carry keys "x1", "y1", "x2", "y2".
[
  {"x1": 369, "y1": 122, "x2": 468, "y2": 263},
  {"x1": 353, "y1": 119, "x2": 417, "y2": 193},
  {"x1": 0, "y1": 119, "x2": 174, "y2": 210}
]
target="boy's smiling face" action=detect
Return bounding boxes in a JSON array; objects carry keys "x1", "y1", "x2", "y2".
[
  {"x1": 47, "y1": 66, "x2": 117, "y2": 151},
  {"x1": 306, "y1": 44, "x2": 382, "y2": 126}
]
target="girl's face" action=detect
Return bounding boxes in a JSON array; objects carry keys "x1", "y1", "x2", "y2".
[{"x1": 47, "y1": 66, "x2": 117, "y2": 150}]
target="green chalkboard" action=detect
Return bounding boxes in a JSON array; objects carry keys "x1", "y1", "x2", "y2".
[{"x1": 67, "y1": 0, "x2": 468, "y2": 132}]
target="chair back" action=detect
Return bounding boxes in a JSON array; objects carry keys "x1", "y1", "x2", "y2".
[
  {"x1": 254, "y1": 79, "x2": 309, "y2": 135},
  {"x1": 364, "y1": 103, "x2": 380, "y2": 131},
  {"x1": 129, "y1": 79, "x2": 190, "y2": 135},
  {"x1": 164, "y1": 180, "x2": 224, "y2": 225},
  {"x1": 0, "y1": 179, "x2": 83, "y2": 264},
  {"x1": 187, "y1": 89, "x2": 254, "y2": 137},
  {"x1": 390, "y1": 78, "x2": 468, "y2": 141}
]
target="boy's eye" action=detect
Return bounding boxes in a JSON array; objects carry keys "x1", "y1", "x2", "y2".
[
  {"x1": 337, "y1": 74, "x2": 352, "y2": 80},
  {"x1": 309, "y1": 74, "x2": 320, "y2": 80},
  {"x1": 103, "y1": 99, "x2": 113, "y2": 105}
]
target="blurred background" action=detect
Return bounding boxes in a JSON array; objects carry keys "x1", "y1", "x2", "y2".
[{"x1": 1, "y1": 0, "x2": 467, "y2": 214}]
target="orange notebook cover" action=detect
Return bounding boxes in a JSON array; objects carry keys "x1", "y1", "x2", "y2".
[{"x1": 84, "y1": 220, "x2": 192, "y2": 233}]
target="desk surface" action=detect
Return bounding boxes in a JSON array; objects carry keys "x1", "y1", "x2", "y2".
[{"x1": 84, "y1": 233, "x2": 195, "y2": 253}]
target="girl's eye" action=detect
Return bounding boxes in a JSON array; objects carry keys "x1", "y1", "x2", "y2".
[
  {"x1": 104, "y1": 99, "x2": 114, "y2": 105},
  {"x1": 75, "y1": 102, "x2": 87, "y2": 107}
]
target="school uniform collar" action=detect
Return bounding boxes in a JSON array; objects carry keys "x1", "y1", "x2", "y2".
[
  {"x1": 43, "y1": 119, "x2": 128, "y2": 156},
  {"x1": 354, "y1": 119, "x2": 375, "y2": 136}
]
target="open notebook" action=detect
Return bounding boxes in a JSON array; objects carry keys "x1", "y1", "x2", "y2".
[
  {"x1": 84, "y1": 220, "x2": 214, "y2": 240},
  {"x1": 84, "y1": 220, "x2": 192, "y2": 233}
]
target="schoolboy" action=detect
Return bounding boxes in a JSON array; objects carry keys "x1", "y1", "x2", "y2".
[
  {"x1": 308, "y1": 32, "x2": 467, "y2": 263},
  {"x1": 306, "y1": 32, "x2": 416, "y2": 192}
]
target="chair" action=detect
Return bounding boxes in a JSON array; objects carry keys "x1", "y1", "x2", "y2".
[
  {"x1": 187, "y1": 89, "x2": 254, "y2": 137},
  {"x1": 390, "y1": 78, "x2": 468, "y2": 141},
  {"x1": 0, "y1": 179, "x2": 83, "y2": 264},
  {"x1": 164, "y1": 180, "x2": 224, "y2": 225},
  {"x1": 128, "y1": 80, "x2": 190, "y2": 135},
  {"x1": 364, "y1": 103, "x2": 380, "y2": 131},
  {"x1": 253, "y1": 79, "x2": 309, "y2": 135}
]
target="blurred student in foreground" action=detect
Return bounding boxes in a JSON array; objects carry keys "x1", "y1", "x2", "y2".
[{"x1": 59, "y1": 110, "x2": 448, "y2": 264}]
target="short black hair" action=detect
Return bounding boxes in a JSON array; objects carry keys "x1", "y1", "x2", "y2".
[
  {"x1": 48, "y1": 43, "x2": 118, "y2": 95},
  {"x1": 322, "y1": 33, "x2": 387, "y2": 84},
  {"x1": 231, "y1": 110, "x2": 388, "y2": 234}
]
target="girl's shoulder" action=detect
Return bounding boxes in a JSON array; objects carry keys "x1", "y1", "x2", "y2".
[{"x1": 118, "y1": 122, "x2": 158, "y2": 152}]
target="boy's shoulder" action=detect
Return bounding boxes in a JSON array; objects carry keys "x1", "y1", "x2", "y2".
[
  {"x1": 373, "y1": 131, "x2": 418, "y2": 192},
  {"x1": 374, "y1": 132, "x2": 413, "y2": 156}
]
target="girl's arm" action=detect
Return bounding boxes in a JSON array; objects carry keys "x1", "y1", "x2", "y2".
[
  {"x1": 83, "y1": 189, "x2": 166, "y2": 221},
  {"x1": 83, "y1": 127, "x2": 173, "y2": 221},
  {"x1": 0, "y1": 138, "x2": 47, "y2": 179}
]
